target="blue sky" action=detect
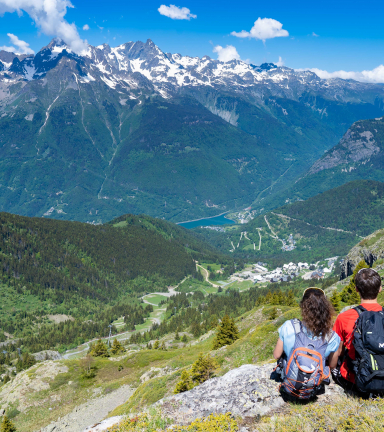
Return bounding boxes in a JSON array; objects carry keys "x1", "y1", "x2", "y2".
[{"x1": 0, "y1": 0, "x2": 384, "y2": 79}]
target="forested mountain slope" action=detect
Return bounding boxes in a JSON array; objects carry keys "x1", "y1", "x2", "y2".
[
  {"x1": 2, "y1": 39, "x2": 384, "y2": 222},
  {"x1": 0, "y1": 212, "x2": 229, "y2": 352},
  {"x1": 196, "y1": 180, "x2": 384, "y2": 265}
]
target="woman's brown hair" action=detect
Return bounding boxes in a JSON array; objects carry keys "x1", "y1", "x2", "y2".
[{"x1": 300, "y1": 288, "x2": 335, "y2": 338}]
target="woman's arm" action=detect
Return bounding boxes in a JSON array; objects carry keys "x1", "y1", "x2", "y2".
[
  {"x1": 273, "y1": 338, "x2": 284, "y2": 360},
  {"x1": 328, "y1": 341, "x2": 343, "y2": 369}
]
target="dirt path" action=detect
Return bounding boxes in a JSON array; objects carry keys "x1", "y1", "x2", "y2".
[
  {"x1": 243, "y1": 231, "x2": 256, "y2": 250},
  {"x1": 264, "y1": 215, "x2": 285, "y2": 247},
  {"x1": 196, "y1": 264, "x2": 219, "y2": 288},
  {"x1": 39, "y1": 385, "x2": 134, "y2": 432},
  {"x1": 141, "y1": 277, "x2": 188, "y2": 305},
  {"x1": 257, "y1": 228, "x2": 262, "y2": 251},
  {"x1": 264, "y1": 215, "x2": 278, "y2": 238}
]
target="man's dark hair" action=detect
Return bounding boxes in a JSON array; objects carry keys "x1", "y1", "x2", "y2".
[{"x1": 355, "y1": 268, "x2": 381, "y2": 300}]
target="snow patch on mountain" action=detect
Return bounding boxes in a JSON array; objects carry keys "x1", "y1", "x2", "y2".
[{"x1": 2, "y1": 37, "x2": 384, "y2": 110}]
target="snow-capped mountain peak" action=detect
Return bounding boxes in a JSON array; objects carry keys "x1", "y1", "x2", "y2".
[{"x1": 1, "y1": 38, "x2": 383, "y2": 102}]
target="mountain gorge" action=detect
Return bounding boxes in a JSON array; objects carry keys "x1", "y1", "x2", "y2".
[{"x1": 1, "y1": 39, "x2": 384, "y2": 222}]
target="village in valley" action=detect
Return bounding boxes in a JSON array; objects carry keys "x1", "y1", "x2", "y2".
[{"x1": 228, "y1": 257, "x2": 339, "y2": 285}]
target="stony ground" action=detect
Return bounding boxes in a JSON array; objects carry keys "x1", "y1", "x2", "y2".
[
  {"x1": 38, "y1": 385, "x2": 134, "y2": 432},
  {"x1": 158, "y1": 364, "x2": 344, "y2": 426},
  {"x1": 0, "y1": 361, "x2": 68, "y2": 413}
]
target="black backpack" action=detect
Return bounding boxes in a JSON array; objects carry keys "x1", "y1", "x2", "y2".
[{"x1": 351, "y1": 305, "x2": 384, "y2": 393}]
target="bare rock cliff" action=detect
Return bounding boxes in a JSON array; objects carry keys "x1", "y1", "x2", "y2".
[{"x1": 309, "y1": 125, "x2": 381, "y2": 176}]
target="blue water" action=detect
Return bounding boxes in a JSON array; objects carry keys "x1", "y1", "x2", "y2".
[{"x1": 177, "y1": 213, "x2": 235, "y2": 229}]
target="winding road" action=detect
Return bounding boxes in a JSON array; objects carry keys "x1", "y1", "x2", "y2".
[
  {"x1": 264, "y1": 215, "x2": 285, "y2": 247},
  {"x1": 196, "y1": 264, "x2": 219, "y2": 288}
]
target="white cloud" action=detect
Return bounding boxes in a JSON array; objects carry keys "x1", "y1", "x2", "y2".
[
  {"x1": 0, "y1": 0, "x2": 88, "y2": 53},
  {"x1": 8, "y1": 33, "x2": 34, "y2": 54},
  {"x1": 213, "y1": 45, "x2": 241, "y2": 62},
  {"x1": 312, "y1": 32, "x2": 319, "y2": 37},
  {"x1": 299, "y1": 65, "x2": 384, "y2": 83},
  {"x1": 0, "y1": 45, "x2": 15, "y2": 52},
  {"x1": 158, "y1": 4, "x2": 196, "y2": 20},
  {"x1": 276, "y1": 56, "x2": 284, "y2": 67},
  {"x1": 231, "y1": 17, "x2": 289, "y2": 42},
  {"x1": 83, "y1": 24, "x2": 89, "y2": 30},
  {"x1": 0, "y1": 32, "x2": 34, "y2": 54}
]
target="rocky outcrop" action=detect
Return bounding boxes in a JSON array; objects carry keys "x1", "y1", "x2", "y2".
[
  {"x1": 83, "y1": 417, "x2": 123, "y2": 432},
  {"x1": 309, "y1": 126, "x2": 381, "y2": 176},
  {"x1": 32, "y1": 350, "x2": 63, "y2": 361},
  {"x1": 0, "y1": 361, "x2": 68, "y2": 413},
  {"x1": 341, "y1": 228, "x2": 384, "y2": 278},
  {"x1": 158, "y1": 364, "x2": 343, "y2": 425}
]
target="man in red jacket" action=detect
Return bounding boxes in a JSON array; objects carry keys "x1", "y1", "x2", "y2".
[{"x1": 332, "y1": 267, "x2": 382, "y2": 394}]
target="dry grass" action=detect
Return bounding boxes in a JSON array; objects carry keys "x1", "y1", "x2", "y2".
[
  {"x1": 47, "y1": 314, "x2": 74, "y2": 323},
  {"x1": 256, "y1": 394, "x2": 384, "y2": 432}
]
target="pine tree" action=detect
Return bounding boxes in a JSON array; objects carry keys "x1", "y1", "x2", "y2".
[
  {"x1": 111, "y1": 338, "x2": 124, "y2": 355},
  {"x1": 269, "y1": 307, "x2": 278, "y2": 320},
  {"x1": 153, "y1": 340, "x2": 159, "y2": 349},
  {"x1": 190, "y1": 353, "x2": 218, "y2": 384},
  {"x1": 191, "y1": 322, "x2": 201, "y2": 337},
  {"x1": 175, "y1": 330, "x2": 180, "y2": 341},
  {"x1": 1, "y1": 415, "x2": 17, "y2": 432},
  {"x1": 285, "y1": 290, "x2": 297, "y2": 307},
  {"x1": 330, "y1": 289, "x2": 342, "y2": 313},
  {"x1": 181, "y1": 335, "x2": 188, "y2": 343},
  {"x1": 89, "y1": 339, "x2": 110, "y2": 357},
  {"x1": 174, "y1": 370, "x2": 192, "y2": 394},
  {"x1": 160, "y1": 341, "x2": 166, "y2": 350},
  {"x1": 349, "y1": 287, "x2": 361, "y2": 305},
  {"x1": 212, "y1": 315, "x2": 239, "y2": 350}
]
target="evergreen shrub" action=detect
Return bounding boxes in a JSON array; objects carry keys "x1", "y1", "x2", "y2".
[{"x1": 212, "y1": 315, "x2": 239, "y2": 349}]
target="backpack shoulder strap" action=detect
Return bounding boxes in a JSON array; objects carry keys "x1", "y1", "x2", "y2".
[
  {"x1": 291, "y1": 318, "x2": 301, "y2": 335},
  {"x1": 353, "y1": 305, "x2": 367, "y2": 316}
]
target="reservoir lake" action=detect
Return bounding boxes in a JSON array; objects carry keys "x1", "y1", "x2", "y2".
[{"x1": 177, "y1": 213, "x2": 235, "y2": 229}]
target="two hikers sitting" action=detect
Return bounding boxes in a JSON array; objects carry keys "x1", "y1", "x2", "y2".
[{"x1": 273, "y1": 268, "x2": 384, "y2": 399}]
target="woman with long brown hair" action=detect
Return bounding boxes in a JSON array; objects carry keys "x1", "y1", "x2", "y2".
[{"x1": 273, "y1": 287, "x2": 341, "y2": 398}]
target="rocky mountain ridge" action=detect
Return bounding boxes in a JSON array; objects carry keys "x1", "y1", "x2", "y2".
[
  {"x1": 257, "y1": 116, "x2": 384, "y2": 212},
  {"x1": 2, "y1": 38, "x2": 384, "y2": 104},
  {"x1": 308, "y1": 119, "x2": 384, "y2": 176}
]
